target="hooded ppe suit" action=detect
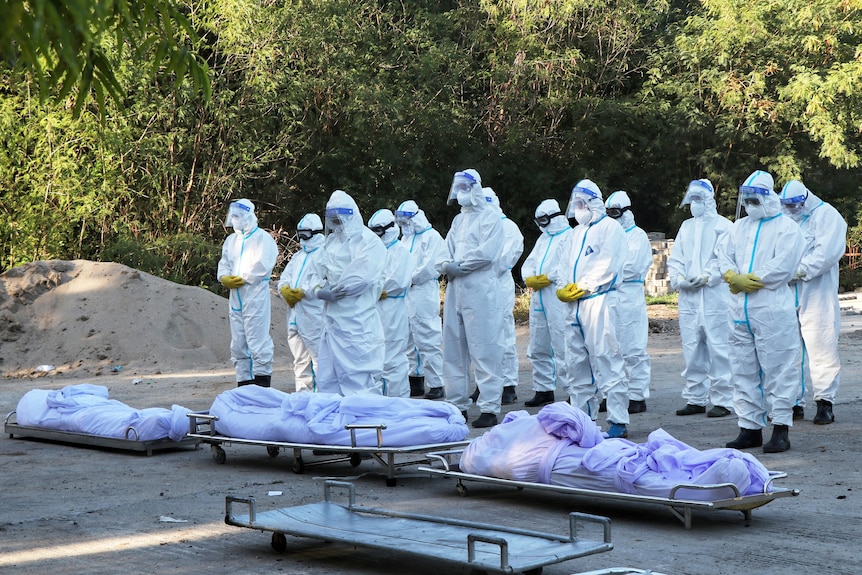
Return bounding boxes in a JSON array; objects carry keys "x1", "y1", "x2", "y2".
[
  {"x1": 440, "y1": 170, "x2": 506, "y2": 418},
  {"x1": 311, "y1": 190, "x2": 387, "y2": 395},
  {"x1": 485, "y1": 187, "x2": 525, "y2": 396},
  {"x1": 396, "y1": 200, "x2": 448, "y2": 395},
  {"x1": 217, "y1": 199, "x2": 278, "y2": 385},
  {"x1": 520, "y1": 199, "x2": 572, "y2": 396},
  {"x1": 550, "y1": 180, "x2": 629, "y2": 431},
  {"x1": 605, "y1": 191, "x2": 653, "y2": 405},
  {"x1": 277, "y1": 213, "x2": 325, "y2": 392},
  {"x1": 718, "y1": 171, "x2": 804, "y2": 432},
  {"x1": 667, "y1": 179, "x2": 734, "y2": 412},
  {"x1": 779, "y1": 180, "x2": 846, "y2": 411},
  {"x1": 369, "y1": 209, "x2": 413, "y2": 397}
]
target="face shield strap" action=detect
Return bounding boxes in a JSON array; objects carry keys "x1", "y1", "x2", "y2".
[{"x1": 534, "y1": 211, "x2": 564, "y2": 228}]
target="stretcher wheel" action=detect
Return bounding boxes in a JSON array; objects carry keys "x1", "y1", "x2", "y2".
[
  {"x1": 266, "y1": 446, "x2": 280, "y2": 458},
  {"x1": 211, "y1": 445, "x2": 226, "y2": 464},
  {"x1": 456, "y1": 482, "x2": 468, "y2": 497},
  {"x1": 349, "y1": 453, "x2": 362, "y2": 467},
  {"x1": 271, "y1": 532, "x2": 287, "y2": 552},
  {"x1": 292, "y1": 457, "x2": 305, "y2": 474},
  {"x1": 385, "y1": 478, "x2": 397, "y2": 487}
]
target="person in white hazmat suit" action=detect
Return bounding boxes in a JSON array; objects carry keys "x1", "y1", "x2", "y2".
[
  {"x1": 779, "y1": 179, "x2": 847, "y2": 425},
  {"x1": 368, "y1": 208, "x2": 413, "y2": 397},
  {"x1": 520, "y1": 199, "x2": 572, "y2": 407},
  {"x1": 277, "y1": 214, "x2": 325, "y2": 392},
  {"x1": 718, "y1": 170, "x2": 805, "y2": 453},
  {"x1": 485, "y1": 187, "x2": 524, "y2": 405},
  {"x1": 395, "y1": 200, "x2": 449, "y2": 400},
  {"x1": 550, "y1": 180, "x2": 630, "y2": 438},
  {"x1": 439, "y1": 169, "x2": 506, "y2": 428},
  {"x1": 217, "y1": 199, "x2": 278, "y2": 387},
  {"x1": 604, "y1": 191, "x2": 653, "y2": 414},
  {"x1": 666, "y1": 179, "x2": 735, "y2": 418},
  {"x1": 310, "y1": 190, "x2": 387, "y2": 395}
]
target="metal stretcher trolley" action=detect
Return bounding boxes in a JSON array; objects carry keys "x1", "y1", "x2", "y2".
[
  {"x1": 225, "y1": 480, "x2": 614, "y2": 575},
  {"x1": 419, "y1": 449, "x2": 800, "y2": 530},
  {"x1": 4, "y1": 410, "x2": 199, "y2": 456},
  {"x1": 187, "y1": 411, "x2": 469, "y2": 486}
]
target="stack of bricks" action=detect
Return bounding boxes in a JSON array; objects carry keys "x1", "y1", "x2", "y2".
[{"x1": 645, "y1": 232, "x2": 674, "y2": 297}]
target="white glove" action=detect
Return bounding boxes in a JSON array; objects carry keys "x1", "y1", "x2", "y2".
[
  {"x1": 676, "y1": 275, "x2": 695, "y2": 290},
  {"x1": 443, "y1": 261, "x2": 467, "y2": 278},
  {"x1": 688, "y1": 275, "x2": 709, "y2": 289},
  {"x1": 795, "y1": 269, "x2": 807, "y2": 280}
]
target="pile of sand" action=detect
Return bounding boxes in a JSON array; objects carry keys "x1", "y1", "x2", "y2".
[{"x1": 0, "y1": 260, "x2": 289, "y2": 379}]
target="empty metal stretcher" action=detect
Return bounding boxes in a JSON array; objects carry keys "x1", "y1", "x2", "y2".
[
  {"x1": 187, "y1": 411, "x2": 468, "y2": 486},
  {"x1": 419, "y1": 449, "x2": 800, "y2": 530},
  {"x1": 225, "y1": 480, "x2": 615, "y2": 575}
]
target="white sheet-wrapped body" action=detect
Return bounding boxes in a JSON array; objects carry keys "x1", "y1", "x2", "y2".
[
  {"x1": 209, "y1": 387, "x2": 469, "y2": 446},
  {"x1": 461, "y1": 403, "x2": 772, "y2": 500},
  {"x1": 15, "y1": 384, "x2": 191, "y2": 442}
]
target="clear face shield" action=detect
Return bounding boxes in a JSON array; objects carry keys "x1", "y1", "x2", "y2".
[
  {"x1": 738, "y1": 185, "x2": 769, "y2": 218},
  {"x1": 325, "y1": 207, "x2": 354, "y2": 235},
  {"x1": 448, "y1": 171, "x2": 479, "y2": 206},
  {"x1": 394, "y1": 208, "x2": 416, "y2": 230},
  {"x1": 224, "y1": 201, "x2": 252, "y2": 229},
  {"x1": 780, "y1": 194, "x2": 807, "y2": 218}
]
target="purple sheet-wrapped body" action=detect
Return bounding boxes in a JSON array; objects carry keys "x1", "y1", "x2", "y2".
[
  {"x1": 461, "y1": 402, "x2": 771, "y2": 500},
  {"x1": 208, "y1": 387, "x2": 469, "y2": 446},
  {"x1": 15, "y1": 384, "x2": 191, "y2": 442}
]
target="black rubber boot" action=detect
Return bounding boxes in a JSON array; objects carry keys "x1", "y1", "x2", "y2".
[
  {"x1": 598, "y1": 398, "x2": 607, "y2": 413},
  {"x1": 424, "y1": 387, "x2": 445, "y2": 400},
  {"x1": 763, "y1": 424, "x2": 791, "y2": 453},
  {"x1": 628, "y1": 400, "x2": 647, "y2": 414},
  {"x1": 472, "y1": 412, "x2": 498, "y2": 428},
  {"x1": 501, "y1": 386, "x2": 518, "y2": 405},
  {"x1": 726, "y1": 427, "x2": 763, "y2": 449},
  {"x1": 813, "y1": 399, "x2": 835, "y2": 425},
  {"x1": 253, "y1": 374, "x2": 271, "y2": 387},
  {"x1": 409, "y1": 376, "x2": 425, "y2": 397},
  {"x1": 676, "y1": 404, "x2": 706, "y2": 416},
  {"x1": 525, "y1": 391, "x2": 555, "y2": 407},
  {"x1": 792, "y1": 405, "x2": 805, "y2": 420},
  {"x1": 237, "y1": 379, "x2": 256, "y2": 387},
  {"x1": 469, "y1": 387, "x2": 480, "y2": 403}
]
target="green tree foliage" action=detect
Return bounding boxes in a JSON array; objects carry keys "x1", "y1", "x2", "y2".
[
  {"x1": 1, "y1": 0, "x2": 860, "y2": 284},
  {"x1": 1, "y1": 0, "x2": 210, "y2": 115}
]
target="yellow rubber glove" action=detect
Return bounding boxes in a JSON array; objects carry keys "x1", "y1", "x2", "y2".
[
  {"x1": 220, "y1": 275, "x2": 245, "y2": 289},
  {"x1": 379, "y1": 290, "x2": 388, "y2": 300},
  {"x1": 293, "y1": 288, "x2": 305, "y2": 301},
  {"x1": 280, "y1": 285, "x2": 292, "y2": 302},
  {"x1": 525, "y1": 274, "x2": 552, "y2": 290},
  {"x1": 556, "y1": 283, "x2": 586, "y2": 302},
  {"x1": 723, "y1": 270, "x2": 764, "y2": 294}
]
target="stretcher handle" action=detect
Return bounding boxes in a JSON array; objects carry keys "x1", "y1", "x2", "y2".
[
  {"x1": 424, "y1": 449, "x2": 464, "y2": 472},
  {"x1": 225, "y1": 495, "x2": 257, "y2": 524},
  {"x1": 669, "y1": 482, "x2": 740, "y2": 501},
  {"x1": 4, "y1": 410, "x2": 17, "y2": 425},
  {"x1": 187, "y1": 411, "x2": 218, "y2": 435},
  {"x1": 343, "y1": 424, "x2": 387, "y2": 448},
  {"x1": 467, "y1": 534, "x2": 509, "y2": 569},
  {"x1": 569, "y1": 512, "x2": 612, "y2": 543},
  {"x1": 323, "y1": 480, "x2": 356, "y2": 506},
  {"x1": 124, "y1": 426, "x2": 140, "y2": 440}
]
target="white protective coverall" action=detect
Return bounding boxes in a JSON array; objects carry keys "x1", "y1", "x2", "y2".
[
  {"x1": 520, "y1": 199, "x2": 572, "y2": 395},
  {"x1": 485, "y1": 187, "x2": 525, "y2": 394},
  {"x1": 311, "y1": 190, "x2": 387, "y2": 395},
  {"x1": 369, "y1": 209, "x2": 413, "y2": 398},
  {"x1": 718, "y1": 171, "x2": 805, "y2": 430},
  {"x1": 550, "y1": 180, "x2": 629, "y2": 430},
  {"x1": 779, "y1": 180, "x2": 847, "y2": 408},
  {"x1": 217, "y1": 199, "x2": 278, "y2": 384},
  {"x1": 667, "y1": 180, "x2": 735, "y2": 411},
  {"x1": 440, "y1": 170, "x2": 506, "y2": 416},
  {"x1": 396, "y1": 200, "x2": 448, "y2": 394},
  {"x1": 276, "y1": 213, "x2": 325, "y2": 392},
  {"x1": 605, "y1": 191, "x2": 653, "y2": 404}
]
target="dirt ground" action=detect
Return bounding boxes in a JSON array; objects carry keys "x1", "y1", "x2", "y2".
[{"x1": 1, "y1": 262, "x2": 862, "y2": 575}]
